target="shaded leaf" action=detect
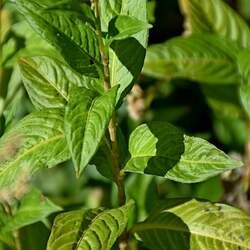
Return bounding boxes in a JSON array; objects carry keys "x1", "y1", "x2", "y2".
[
  {"x1": 1, "y1": 188, "x2": 61, "y2": 233},
  {"x1": 133, "y1": 199, "x2": 250, "y2": 250},
  {"x1": 144, "y1": 34, "x2": 240, "y2": 84},
  {"x1": 65, "y1": 86, "x2": 118, "y2": 176},
  {"x1": 0, "y1": 109, "x2": 70, "y2": 189},
  {"x1": 99, "y1": 0, "x2": 148, "y2": 101},
  {"x1": 124, "y1": 122, "x2": 242, "y2": 183},
  {"x1": 47, "y1": 201, "x2": 133, "y2": 250},
  {"x1": 179, "y1": 0, "x2": 250, "y2": 48},
  {"x1": 18, "y1": 56, "x2": 103, "y2": 110},
  {"x1": 92, "y1": 127, "x2": 128, "y2": 181},
  {"x1": 16, "y1": 0, "x2": 101, "y2": 76}
]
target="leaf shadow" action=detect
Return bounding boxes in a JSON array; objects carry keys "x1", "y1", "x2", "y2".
[
  {"x1": 143, "y1": 122, "x2": 185, "y2": 176},
  {"x1": 139, "y1": 198, "x2": 192, "y2": 250},
  {"x1": 110, "y1": 37, "x2": 146, "y2": 81}
]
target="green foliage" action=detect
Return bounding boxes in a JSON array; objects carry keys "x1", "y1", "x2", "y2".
[
  {"x1": 0, "y1": 109, "x2": 69, "y2": 189},
  {"x1": 65, "y1": 86, "x2": 118, "y2": 176},
  {"x1": 133, "y1": 199, "x2": 250, "y2": 249},
  {"x1": 1, "y1": 188, "x2": 61, "y2": 233},
  {"x1": 179, "y1": 0, "x2": 250, "y2": 47},
  {"x1": 99, "y1": 0, "x2": 148, "y2": 101},
  {"x1": 1, "y1": 0, "x2": 250, "y2": 248},
  {"x1": 124, "y1": 122, "x2": 242, "y2": 183},
  {"x1": 47, "y1": 201, "x2": 133, "y2": 250},
  {"x1": 18, "y1": 56, "x2": 102, "y2": 109},
  {"x1": 144, "y1": 34, "x2": 240, "y2": 84},
  {"x1": 16, "y1": 0, "x2": 101, "y2": 76}
]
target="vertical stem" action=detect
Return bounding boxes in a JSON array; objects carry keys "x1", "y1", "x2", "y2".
[
  {"x1": 243, "y1": 120, "x2": 250, "y2": 191},
  {"x1": 14, "y1": 230, "x2": 22, "y2": 250},
  {"x1": 91, "y1": 0, "x2": 126, "y2": 207}
]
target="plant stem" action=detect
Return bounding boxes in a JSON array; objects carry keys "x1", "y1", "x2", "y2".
[
  {"x1": 91, "y1": 0, "x2": 126, "y2": 207},
  {"x1": 243, "y1": 119, "x2": 250, "y2": 191},
  {"x1": 14, "y1": 230, "x2": 22, "y2": 250},
  {"x1": 92, "y1": 1, "x2": 128, "y2": 247}
]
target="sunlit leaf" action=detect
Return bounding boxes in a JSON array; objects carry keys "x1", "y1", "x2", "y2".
[
  {"x1": 65, "y1": 86, "x2": 118, "y2": 176},
  {"x1": 16, "y1": 0, "x2": 101, "y2": 76},
  {"x1": 99, "y1": 0, "x2": 148, "y2": 101},
  {"x1": 0, "y1": 109, "x2": 70, "y2": 189},
  {"x1": 133, "y1": 199, "x2": 250, "y2": 250},
  {"x1": 19, "y1": 56, "x2": 103, "y2": 110},
  {"x1": 179, "y1": 0, "x2": 250, "y2": 48},
  {"x1": 124, "y1": 122, "x2": 242, "y2": 183},
  {"x1": 47, "y1": 201, "x2": 133, "y2": 250},
  {"x1": 144, "y1": 34, "x2": 240, "y2": 84}
]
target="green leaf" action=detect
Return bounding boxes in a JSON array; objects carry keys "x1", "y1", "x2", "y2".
[
  {"x1": 133, "y1": 199, "x2": 250, "y2": 250},
  {"x1": 179, "y1": 0, "x2": 250, "y2": 48},
  {"x1": 108, "y1": 15, "x2": 151, "y2": 41},
  {"x1": 0, "y1": 109, "x2": 70, "y2": 189},
  {"x1": 16, "y1": 0, "x2": 101, "y2": 76},
  {"x1": 238, "y1": 50, "x2": 250, "y2": 117},
  {"x1": 18, "y1": 56, "x2": 103, "y2": 110},
  {"x1": 144, "y1": 34, "x2": 240, "y2": 84},
  {"x1": 47, "y1": 201, "x2": 133, "y2": 250},
  {"x1": 123, "y1": 122, "x2": 242, "y2": 183},
  {"x1": 65, "y1": 86, "x2": 118, "y2": 177},
  {"x1": 99, "y1": 0, "x2": 148, "y2": 101},
  {"x1": 1, "y1": 188, "x2": 61, "y2": 233}
]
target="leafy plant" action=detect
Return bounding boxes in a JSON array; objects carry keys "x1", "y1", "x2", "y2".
[{"x1": 0, "y1": 0, "x2": 250, "y2": 249}]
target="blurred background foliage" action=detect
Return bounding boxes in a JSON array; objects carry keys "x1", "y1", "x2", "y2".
[{"x1": 1, "y1": 0, "x2": 250, "y2": 249}]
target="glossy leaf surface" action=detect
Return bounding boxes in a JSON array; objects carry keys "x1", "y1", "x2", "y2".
[
  {"x1": 124, "y1": 122, "x2": 242, "y2": 183},
  {"x1": 47, "y1": 201, "x2": 133, "y2": 250},
  {"x1": 133, "y1": 199, "x2": 250, "y2": 250},
  {"x1": 65, "y1": 86, "x2": 118, "y2": 176}
]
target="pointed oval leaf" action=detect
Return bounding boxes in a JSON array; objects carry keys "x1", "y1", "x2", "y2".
[
  {"x1": 18, "y1": 56, "x2": 103, "y2": 110},
  {"x1": 0, "y1": 109, "x2": 70, "y2": 189},
  {"x1": 16, "y1": 0, "x2": 101, "y2": 76},
  {"x1": 133, "y1": 199, "x2": 250, "y2": 250},
  {"x1": 123, "y1": 122, "x2": 242, "y2": 183},
  {"x1": 179, "y1": 0, "x2": 250, "y2": 48},
  {"x1": 65, "y1": 86, "x2": 118, "y2": 176},
  {"x1": 47, "y1": 201, "x2": 133, "y2": 250},
  {"x1": 144, "y1": 34, "x2": 240, "y2": 84}
]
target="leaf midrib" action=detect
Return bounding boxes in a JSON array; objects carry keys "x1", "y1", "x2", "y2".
[{"x1": 128, "y1": 155, "x2": 236, "y2": 166}]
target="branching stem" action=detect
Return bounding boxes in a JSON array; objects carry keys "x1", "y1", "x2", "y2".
[{"x1": 92, "y1": 0, "x2": 126, "y2": 207}]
